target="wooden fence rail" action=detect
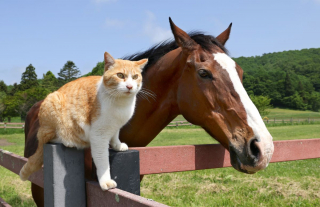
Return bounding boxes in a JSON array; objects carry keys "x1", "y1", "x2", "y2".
[
  {"x1": 1, "y1": 118, "x2": 319, "y2": 129},
  {"x1": 168, "y1": 118, "x2": 320, "y2": 127},
  {"x1": 1, "y1": 139, "x2": 320, "y2": 206},
  {"x1": 0, "y1": 123, "x2": 24, "y2": 129}
]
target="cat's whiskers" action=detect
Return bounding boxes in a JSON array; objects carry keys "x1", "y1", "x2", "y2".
[
  {"x1": 137, "y1": 92, "x2": 151, "y2": 103},
  {"x1": 103, "y1": 89, "x2": 120, "y2": 103},
  {"x1": 141, "y1": 88, "x2": 157, "y2": 99},
  {"x1": 138, "y1": 88, "x2": 156, "y2": 102}
]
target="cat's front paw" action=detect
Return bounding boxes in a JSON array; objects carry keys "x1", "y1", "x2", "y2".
[
  {"x1": 100, "y1": 179, "x2": 117, "y2": 191},
  {"x1": 113, "y1": 143, "x2": 128, "y2": 151}
]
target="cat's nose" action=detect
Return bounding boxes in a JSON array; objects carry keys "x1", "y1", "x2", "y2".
[{"x1": 126, "y1": 85, "x2": 133, "y2": 90}]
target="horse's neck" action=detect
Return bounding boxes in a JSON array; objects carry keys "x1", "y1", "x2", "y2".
[{"x1": 119, "y1": 49, "x2": 184, "y2": 147}]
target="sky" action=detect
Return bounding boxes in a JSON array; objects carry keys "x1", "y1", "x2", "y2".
[{"x1": 1, "y1": 0, "x2": 320, "y2": 85}]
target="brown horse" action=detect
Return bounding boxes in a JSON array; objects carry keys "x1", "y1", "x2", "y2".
[{"x1": 24, "y1": 18, "x2": 274, "y2": 206}]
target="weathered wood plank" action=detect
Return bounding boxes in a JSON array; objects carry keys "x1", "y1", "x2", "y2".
[{"x1": 86, "y1": 181, "x2": 169, "y2": 207}]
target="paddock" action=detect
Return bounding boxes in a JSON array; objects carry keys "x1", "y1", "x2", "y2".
[{"x1": 1, "y1": 139, "x2": 320, "y2": 206}]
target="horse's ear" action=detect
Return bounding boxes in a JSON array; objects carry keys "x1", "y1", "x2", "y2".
[
  {"x1": 169, "y1": 17, "x2": 197, "y2": 52},
  {"x1": 216, "y1": 23, "x2": 232, "y2": 46},
  {"x1": 104, "y1": 52, "x2": 115, "y2": 71}
]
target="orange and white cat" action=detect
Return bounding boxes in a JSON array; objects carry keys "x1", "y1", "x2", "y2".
[{"x1": 20, "y1": 52, "x2": 147, "y2": 190}]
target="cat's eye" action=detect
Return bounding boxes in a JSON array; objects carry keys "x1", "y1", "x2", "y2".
[
  {"x1": 132, "y1": 74, "x2": 139, "y2": 80},
  {"x1": 117, "y1": 73, "x2": 125, "y2": 79}
]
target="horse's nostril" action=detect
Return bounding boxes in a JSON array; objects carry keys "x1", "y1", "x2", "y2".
[{"x1": 249, "y1": 138, "x2": 260, "y2": 162}]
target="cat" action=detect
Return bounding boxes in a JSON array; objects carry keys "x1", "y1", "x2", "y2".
[{"x1": 19, "y1": 52, "x2": 148, "y2": 190}]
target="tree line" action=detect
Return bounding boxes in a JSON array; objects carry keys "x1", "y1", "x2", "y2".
[
  {"x1": 0, "y1": 61, "x2": 80, "y2": 122},
  {"x1": 0, "y1": 47, "x2": 319, "y2": 122},
  {"x1": 234, "y1": 48, "x2": 320, "y2": 112}
]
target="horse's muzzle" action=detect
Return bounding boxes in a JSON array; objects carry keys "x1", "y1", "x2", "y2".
[{"x1": 229, "y1": 137, "x2": 274, "y2": 174}]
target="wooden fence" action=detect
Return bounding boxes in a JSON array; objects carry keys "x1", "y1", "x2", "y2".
[
  {"x1": 168, "y1": 118, "x2": 320, "y2": 127},
  {"x1": 0, "y1": 123, "x2": 24, "y2": 129},
  {"x1": 1, "y1": 139, "x2": 320, "y2": 206},
  {"x1": 0, "y1": 118, "x2": 319, "y2": 129}
]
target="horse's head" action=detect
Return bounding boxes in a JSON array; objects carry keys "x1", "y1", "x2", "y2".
[{"x1": 170, "y1": 18, "x2": 274, "y2": 174}]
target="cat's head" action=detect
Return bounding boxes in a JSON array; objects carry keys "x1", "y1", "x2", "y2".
[{"x1": 102, "y1": 52, "x2": 147, "y2": 97}]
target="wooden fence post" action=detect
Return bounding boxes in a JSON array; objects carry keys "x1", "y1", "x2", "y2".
[
  {"x1": 44, "y1": 143, "x2": 86, "y2": 207},
  {"x1": 43, "y1": 143, "x2": 141, "y2": 207},
  {"x1": 108, "y1": 149, "x2": 140, "y2": 195}
]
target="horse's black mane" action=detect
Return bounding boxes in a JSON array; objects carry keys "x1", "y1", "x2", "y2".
[{"x1": 122, "y1": 31, "x2": 228, "y2": 73}]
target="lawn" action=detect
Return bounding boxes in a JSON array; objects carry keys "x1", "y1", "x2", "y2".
[
  {"x1": 267, "y1": 108, "x2": 320, "y2": 119},
  {"x1": 172, "y1": 108, "x2": 320, "y2": 122},
  {"x1": 0, "y1": 124, "x2": 320, "y2": 206}
]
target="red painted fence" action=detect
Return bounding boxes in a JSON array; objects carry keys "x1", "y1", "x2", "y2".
[{"x1": 1, "y1": 139, "x2": 320, "y2": 206}]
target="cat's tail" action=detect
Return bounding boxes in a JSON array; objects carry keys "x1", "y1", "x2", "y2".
[{"x1": 20, "y1": 128, "x2": 55, "y2": 181}]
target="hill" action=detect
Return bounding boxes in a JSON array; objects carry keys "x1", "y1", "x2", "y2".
[{"x1": 234, "y1": 48, "x2": 320, "y2": 111}]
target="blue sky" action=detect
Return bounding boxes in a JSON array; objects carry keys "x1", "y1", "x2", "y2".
[{"x1": 1, "y1": 0, "x2": 320, "y2": 85}]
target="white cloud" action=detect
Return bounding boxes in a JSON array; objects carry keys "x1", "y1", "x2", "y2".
[
  {"x1": 143, "y1": 11, "x2": 172, "y2": 44},
  {"x1": 105, "y1": 18, "x2": 125, "y2": 28}
]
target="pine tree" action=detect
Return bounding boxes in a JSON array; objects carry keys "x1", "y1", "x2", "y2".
[
  {"x1": 20, "y1": 64, "x2": 38, "y2": 91},
  {"x1": 42, "y1": 71, "x2": 58, "y2": 91},
  {"x1": 58, "y1": 61, "x2": 81, "y2": 86}
]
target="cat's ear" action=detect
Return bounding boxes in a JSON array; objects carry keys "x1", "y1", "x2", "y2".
[
  {"x1": 104, "y1": 52, "x2": 116, "y2": 71},
  {"x1": 136, "y1": 59, "x2": 148, "y2": 71}
]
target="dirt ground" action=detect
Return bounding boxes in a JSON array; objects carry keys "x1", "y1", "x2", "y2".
[{"x1": 0, "y1": 139, "x2": 14, "y2": 146}]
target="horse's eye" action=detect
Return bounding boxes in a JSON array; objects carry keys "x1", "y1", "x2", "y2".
[
  {"x1": 117, "y1": 73, "x2": 125, "y2": 79},
  {"x1": 198, "y1": 69, "x2": 209, "y2": 78}
]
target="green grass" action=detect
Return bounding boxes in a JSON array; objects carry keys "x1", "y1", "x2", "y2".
[
  {"x1": 149, "y1": 124, "x2": 320, "y2": 146},
  {"x1": 1, "y1": 124, "x2": 320, "y2": 206},
  {"x1": 267, "y1": 108, "x2": 320, "y2": 119},
  {"x1": 1, "y1": 117, "x2": 23, "y2": 123},
  {"x1": 0, "y1": 128, "x2": 24, "y2": 135},
  {"x1": 143, "y1": 124, "x2": 320, "y2": 206},
  {"x1": 0, "y1": 134, "x2": 26, "y2": 156},
  {"x1": 141, "y1": 158, "x2": 320, "y2": 206},
  {"x1": 172, "y1": 108, "x2": 320, "y2": 122}
]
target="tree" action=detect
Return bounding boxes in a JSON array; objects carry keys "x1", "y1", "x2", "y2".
[
  {"x1": 3, "y1": 95, "x2": 21, "y2": 122},
  {"x1": 58, "y1": 61, "x2": 81, "y2": 86},
  {"x1": 20, "y1": 64, "x2": 38, "y2": 91},
  {"x1": 18, "y1": 87, "x2": 51, "y2": 121},
  {"x1": 284, "y1": 71, "x2": 295, "y2": 97},
  {"x1": 0, "y1": 80, "x2": 7, "y2": 94},
  {"x1": 0, "y1": 91, "x2": 6, "y2": 122},
  {"x1": 307, "y1": 92, "x2": 320, "y2": 112},
  {"x1": 283, "y1": 92, "x2": 307, "y2": 110},
  {"x1": 250, "y1": 95, "x2": 272, "y2": 116},
  {"x1": 8, "y1": 83, "x2": 20, "y2": 96},
  {"x1": 42, "y1": 71, "x2": 58, "y2": 91},
  {"x1": 83, "y1": 61, "x2": 104, "y2": 76}
]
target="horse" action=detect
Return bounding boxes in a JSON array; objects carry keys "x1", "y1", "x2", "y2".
[{"x1": 24, "y1": 18, "x2": 274, "y2": 206}]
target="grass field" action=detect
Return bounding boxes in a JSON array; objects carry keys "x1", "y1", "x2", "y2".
[
  {"x1": 267, "y1": 108, "x2": 320, "y2": 119},
  {"x1": 173, "y1": 108, "x2": 320, "y2": 122},
  {"x1": 1, "y1": 124, "x2": 320, "y2": 206}
]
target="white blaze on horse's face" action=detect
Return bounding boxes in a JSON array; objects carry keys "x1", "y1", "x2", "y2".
[{"x1": 213, "y1": 52, "x2": 274, "y2": 173}]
